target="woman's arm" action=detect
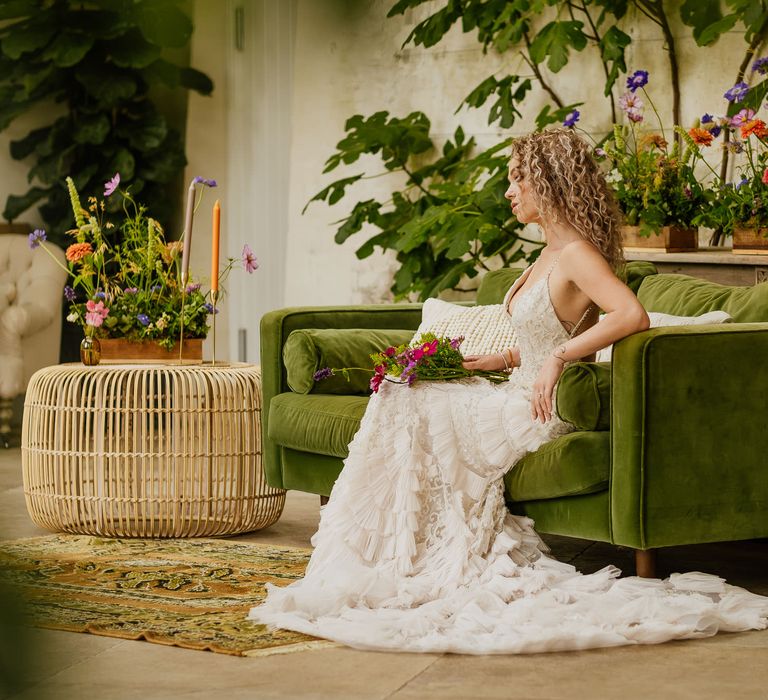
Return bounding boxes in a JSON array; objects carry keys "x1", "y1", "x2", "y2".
[
  {"x1": 532, "y1": 242, "x2": 649, "y2": 423},
  {"x1": 462, "y1": 347, "x2": 520, "y2": 372}
]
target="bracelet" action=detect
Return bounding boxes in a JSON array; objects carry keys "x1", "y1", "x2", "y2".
[
  {"x1": 552, "y1": 344, "x2": 567, "y2": 364},
  {"x1": 499, "y1": 351, "x2": 510, "y2": 372}
]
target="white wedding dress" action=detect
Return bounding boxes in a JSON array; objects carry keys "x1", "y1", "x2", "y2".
[{"x1": 249, "y1": 259, "x2": 768, "y2": 653}]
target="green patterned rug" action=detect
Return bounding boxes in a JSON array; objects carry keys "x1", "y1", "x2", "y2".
[{"x1": 0, "y1": 535, "x2": 334, "y2": 656}]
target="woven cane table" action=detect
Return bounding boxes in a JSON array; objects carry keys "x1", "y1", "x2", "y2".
[{"x1": 21, "y1": 362, "x2": 285, "y2": 537}]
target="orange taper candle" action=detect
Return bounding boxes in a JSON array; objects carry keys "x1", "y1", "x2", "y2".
[{"x1": 211, "y1": 200, "x2": 221, "y2": 292}]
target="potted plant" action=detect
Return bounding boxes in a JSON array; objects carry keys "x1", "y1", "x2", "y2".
[
  {"x1": 601, "y1": 70, "x2": 705, "y2": 252},
  {"x1": 689, "y1": 87, "x2": 768, "y2": 254},
  {"x1": 30, "y1": 174, "x2": 258, "y2": 363}
]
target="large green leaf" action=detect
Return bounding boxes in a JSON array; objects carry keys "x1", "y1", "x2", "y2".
[
  {"x1": 1, "y1": 18, "x2": 56, "y2": 59},
  {"x1": 179, "y1": 67, "x2": 213, "y2": 95},
  {"x1": 73, "y1": 113, "x2": 111, "y2": 145},
  {"x1": 75, "y1": 63, "x2": 137, "y2": 105},
  {"x1": 142, "y1": 58, "x2": 180, "y2": 87},
  {"x1": 118, "y1": 111, "x2": 168, "y2": 151},
  {"x1": 0, "y1": 0, "x2": 37, "y2": 20},
  {"x1": 2, "y1": 185, "x2": 48, "y2": 221},
  {"x1": 43, "y1": 31, "x2": 94, "y2": 67},
  {"x1": 134, "y1": 1, "x2": 192, "y2": 48},
  {"x1": 9, "y1": 126, "x2": 50, "y2": 160},
  {"x1": 109, "y1": 147, "x2": 136, "y2": 181},
  {"x1": 109, "y1": 29, "x2": 162, "y2": 68},
  {"x1": 599, "y1": 25, "x2": 630, "y2": 95},
  {"x1": 528, "y1": 20, "x2": 588, "y2": 73}
]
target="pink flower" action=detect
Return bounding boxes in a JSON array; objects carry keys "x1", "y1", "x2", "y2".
[
  {"x1": 731, "y1": 109, "x2": 755, "y2": 128},
  {"x1": 412, "y1": 348, "x2": 424, "y2": 361},
  {"x1": 425, "y1": 340, "x2": 438, "y2": 356},
  {"x1": 242, "y1": 244, "x2": 259, "y2": 273},
  {"x1": 619, "y1": 92, "x2": 643, "y2": 113},
  {"x1": 370, "y1": 374, "x2": 384, "y2": 393},
  {"x1": 626, "y1": 109, "x2": 644, "y2": 123},
  {"x1": 85, "y1": 299, "x2": 109, "y2": 327},
  {"x1": 384, "y1": 346, "x2": 396, "y2": 357},
  {"x1": 762, "y1": 168, "x2": 768, "y2": 185},
  {"x1": 104, "y1": 173, "x2": 120, "y2": 197}
]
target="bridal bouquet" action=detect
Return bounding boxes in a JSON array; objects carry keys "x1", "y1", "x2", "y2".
[{"x1": 313, "y1": 333, "x2": 511, "y2": 393}]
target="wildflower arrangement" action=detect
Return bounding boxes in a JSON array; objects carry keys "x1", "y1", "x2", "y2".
[
  {"x1": 313, "y1": 333, "x2": 510, "y2": 393},
  {"x1": 684, "y1": 62, "x2": 768, "y2": 235},
  {"x1": 598, "y1": 69, "x2": 707, "y2": 235},
  {"x1": 30, "y1": 174, "x2": 257, "y2": 349}
]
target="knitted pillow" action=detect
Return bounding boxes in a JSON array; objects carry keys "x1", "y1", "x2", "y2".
[{"x1": 412, "y1": 298, "x2": 517, "y2": 356}]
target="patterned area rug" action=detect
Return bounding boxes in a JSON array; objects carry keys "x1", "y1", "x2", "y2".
[{"x1": 0, "y1": 534, "x2": 334, "y2": 656}]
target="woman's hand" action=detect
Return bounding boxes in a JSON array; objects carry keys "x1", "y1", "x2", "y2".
[
  {"x1": 462, "y1": 353, "x2": 508, "y2": 372},
  {"x1": 531, "y1": 356, "x2": 565, "y2": 423}
]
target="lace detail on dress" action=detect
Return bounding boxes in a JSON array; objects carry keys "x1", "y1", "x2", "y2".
[{"x1": 249, "y1": 266, "x2": 768, "y2": 654}]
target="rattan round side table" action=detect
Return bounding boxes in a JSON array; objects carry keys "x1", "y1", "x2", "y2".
[{"x1": 21, "y1": 362, "x2": 285, "y2": 537}]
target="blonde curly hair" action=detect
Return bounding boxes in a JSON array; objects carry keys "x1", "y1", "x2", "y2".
[{"x1": 509, "y1": 128, "x2": 625, "y2": 275}]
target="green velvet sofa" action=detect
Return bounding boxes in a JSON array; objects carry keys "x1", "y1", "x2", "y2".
[{"x1": 261, "y1": 263, "x2": 768, "y2": 576}]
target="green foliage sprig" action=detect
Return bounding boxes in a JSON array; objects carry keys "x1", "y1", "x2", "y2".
[{"x1": 0, "y1": 0, "x2": 213, "y2": 245}]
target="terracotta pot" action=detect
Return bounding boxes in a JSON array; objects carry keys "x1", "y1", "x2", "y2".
[
  {"x1": 620, "y1": 224, "x2": 697, "y2": 252},
  {"x1": 99, "y1": 338, "x2": 204, "y2": 363},
  {"x1": 732, "y1": 226, "x2": 768, "y2": 255}
]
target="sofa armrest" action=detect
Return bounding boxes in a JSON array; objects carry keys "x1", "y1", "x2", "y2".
[
  {"x1": 610, "y1": 322, "x2": 768, "y2": 549},
  {"x1": 260, "y1": 304, "x2": 423, "y2": 488}
]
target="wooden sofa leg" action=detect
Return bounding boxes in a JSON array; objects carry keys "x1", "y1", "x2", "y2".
[
  {"x1": 320, "y1": 495, "x2": 329, "y2": 506},
  {"x1": 635, "y1": 549, "x2": 657, "y2": 578}
]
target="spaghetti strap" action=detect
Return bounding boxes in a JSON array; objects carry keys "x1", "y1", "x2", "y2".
[{"x1": 569, "y1": 304, "x2": 595, "y2": 338}]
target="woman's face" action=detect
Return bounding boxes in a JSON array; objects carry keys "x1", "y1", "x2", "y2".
[{"x1": 505, "y1": 157, "x2": 540, "y2": 225}]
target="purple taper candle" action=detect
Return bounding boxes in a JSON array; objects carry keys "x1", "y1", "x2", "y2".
[{"x1": 180, "y1": 180, "x2": 196, "y2": 286}]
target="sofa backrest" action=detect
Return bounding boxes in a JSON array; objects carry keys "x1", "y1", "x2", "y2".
[
  {"x1": 476, "y1": 260, "x2": 658, "y2": 305},
  {"x1": 637, "y1": 273, "x2": 768, "y2": 322}
]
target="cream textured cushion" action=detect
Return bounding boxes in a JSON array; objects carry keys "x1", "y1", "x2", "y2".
[
  {"x1": 595, "y1": 310, "x2": 733, "y2": 362},
  {"x1": 413, "y1": 298, "x2": 517, "y2": 356}
]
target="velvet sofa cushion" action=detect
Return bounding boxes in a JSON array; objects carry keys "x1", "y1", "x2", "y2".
[
  {"x1": 284, "y1": 328, "x2": 414, "y2": 395},
  {"x1": 556, "y1": 362, "x2": 611, "y2": 431},
  {"x1": 637, "y1": 273, "x2": 768, "y2": 322},
  {"x1": 505, "y1": 430, "x2": 610, "y2": 502},
  {"x1": 270, "y1": 392, "x2": 610, "y2": 502},
  {"x1": 268, "y1": 393, "x2": 369, "y2": 458}
]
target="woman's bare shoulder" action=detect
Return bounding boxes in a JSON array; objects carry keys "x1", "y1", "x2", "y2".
[{"x1": 561, "y1": 240, "x2": 610, "y2": 271}]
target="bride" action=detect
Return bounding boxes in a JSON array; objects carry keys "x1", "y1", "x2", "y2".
[{"x1": 249, "y1": 128, "x2": 768, "y2": 653}]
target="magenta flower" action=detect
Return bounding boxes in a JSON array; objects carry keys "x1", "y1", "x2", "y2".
[
  {"x1": 104, "y1": 173, "x2": 120, "y2": 197},
  {"x1": 449, "y1": 336, "x2": 464, "y2": 350},
  {"x1": 370, "y1": 374, "x2": 384, "y2": 392},
  {"x1": 85, "y1": 300, "x2": 109, "y2": 327},
  {"x1": 412, "y1": 348, "x2": 424, "y2": 361},
  {"x1": 562, "y1": 109, "x2": 580, "y2": 128},
  {"x1": 28, "y1": 229, "x2": 47, "y2": 249},
  {"x1": 384, "y1": 346, "x2": 396, "y2": 357},
  {"x1": 124, "y1": 287, "x2": 138, "y2": 294},
  {"x1": 242, "y1": 244, "x2": 259, "y2": 273},
  {"x1": 424, "y1": 340, "x2": 438, "y2": 356},
  {"x1": 626, "y1": 70, "x2": 649, "y2": 92},
  {"x1": 724, "y1": 82, "x2": 749, "y2": 103}
]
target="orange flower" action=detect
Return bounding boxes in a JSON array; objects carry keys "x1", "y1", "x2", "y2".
[
  {"x1": 640, "y1": 133, "x2": 668, "y2": 151},
  {"x1": 65, "y1": 242, "x2": 93, "y2": 263},
  {"x1": 688, "y1": 128, "x2": 713, "y2": 147},
  {"x1": 741, "y1": 119, "x2": 768, "y2": 139}
]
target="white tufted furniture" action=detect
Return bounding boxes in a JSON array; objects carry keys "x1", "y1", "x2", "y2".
[{"x1": 0, "y1": 234, "x2": 67, "y2": 446}]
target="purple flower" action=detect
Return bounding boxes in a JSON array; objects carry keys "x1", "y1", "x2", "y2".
[
  {"x1": 150, "y1": 285, "x2": 162, "y2": 293},
  {"x1": 735, "y1": 177, "x2": 749, "y2": 190},
  {"x1": 137, "y1": 313, "x2": 150, "y2": 326},
  {"x1": 242, "y1": 243, "x2": 259, "y2": 273},
  {"x1": 124, "y1": 287, "x2": 138, "y2": 294},
  {"x1": 193, "y1": 177, "x2": 217, "y2": 188},
  {"x1": 63, "y1": 285, "x2": 76, "y2": 301},
  {"x1": 312, "y1": 367, "x2": 334, "y2": 381},
  {"x1": 701, "y1": 113, "x2": 714, "y2": 124},
  {"x1": 104, "y1": 173, "x2": 120, "y2": 197},
  {"x1": 203, "y1": 303, "x2": 219, "y2": 315},
  {"x1": 28, "y1": 229, "x2": 46, "y2": 249},
  {"x1": 626, "y1": 109, "x2": 644, "y2": 124},
  {"x1": 449, "y1": 336, "x2": 463, "y2": 350},
  {"x1": 626, "y1": 70, "x2": 649, "y2": 92},
  {"x1": 562, "y1": 109, "x2": 580, "y2": 128},
  {"x1": 94, "y1": 290, "x2": 106, "y2": 299},
  {"x1": 726, "y1": 139, "x2": 745, "y2": 154},
  {"x1": 724, "y1": 82, "x2": 749, "y2": 103},
  {"x1": 594, "y1": 147, "x2": 606, "y2": 158},
  {"x1": 185, "y1": 283, "x2": 201, "y2": 294},
  {"x1": 753, "y1": 57, "x2": 768, "y2": 74}
]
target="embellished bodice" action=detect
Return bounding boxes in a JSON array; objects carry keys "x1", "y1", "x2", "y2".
[{"x1": 502, "y1": 261, "x2": 581, "y2": 388}]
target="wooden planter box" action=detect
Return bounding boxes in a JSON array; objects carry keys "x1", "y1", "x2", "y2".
[
  {"x1": 99, "y1": 338, "x2": 204, "y2": 363},
  {"x1": 621, "y1": 225, "x2": 697, "y2": 253},
  {"x1": 732, "y1": 226, "x2": 768, "y2": 255}
]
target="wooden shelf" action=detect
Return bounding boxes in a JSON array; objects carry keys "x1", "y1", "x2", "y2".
[{"x1": 625, "y1": 248, "x2": 768, "y2": 285}]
